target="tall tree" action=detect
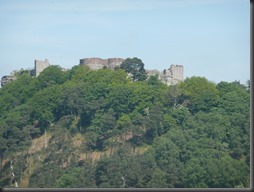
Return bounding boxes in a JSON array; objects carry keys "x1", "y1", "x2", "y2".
[
  {"x1": 120, "y1": 57, "x2": 147, "y2": 81},
  {"x1": 179, "y1": 77, "x2": 220, "y2": 113}
]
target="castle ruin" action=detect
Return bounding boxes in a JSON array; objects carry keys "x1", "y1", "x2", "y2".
[
  {"x1": 30, "y1": 59, "x2": 50, "y2": 77},
  {"x1": 1, "y1": 59, "x2": 50, "y2": 87},
  {"x1": 80, "y1": 57, "x2": 125, "y2": 70},
  {"x1": 147, "y1": 64, "x2": 184, "y2": 86},
  {"x1": 1, "y1": 57, "x2": 184, "y2": 87},
  {"x1": 80, "y1": 57, "x2": 184, "y2": 86}
]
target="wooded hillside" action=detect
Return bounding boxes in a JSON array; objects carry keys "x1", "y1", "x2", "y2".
[{"x1": 0, "y1": 63, "x2": 250, "y2": 188}]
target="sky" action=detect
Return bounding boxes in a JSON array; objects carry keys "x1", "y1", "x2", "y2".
[{"x1": 0, "y1": 0, "x2": 250, "y2": 85}]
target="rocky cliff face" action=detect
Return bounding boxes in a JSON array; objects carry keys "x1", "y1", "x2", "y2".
[
  {"x1": 1, "y1": 75, "x2": 17, "y2": 87},
  {"x1": 1, "y1": 59, "x2": 51, "y2": 87}
]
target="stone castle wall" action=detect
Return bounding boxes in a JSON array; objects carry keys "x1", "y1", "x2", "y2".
[
  {"x1": 80, "y1": 57, "x2": 184, "y2": 86},
  {"x1": 1, "y1": 57, "x2": 184, "y2": 87},
  {"x1": 147, "y1": 64, "x2": 184, "y2": 85},
  {"x1": 1, "y1": 59, "x2": 50, "y2": 87},
  {"x1": 80, "y1": 58, "x2": 125, "y2": 70}
]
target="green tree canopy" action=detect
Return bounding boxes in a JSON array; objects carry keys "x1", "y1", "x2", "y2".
[
  {"x1": 120, "y1": 57, "x2": 147, "y2": 81},
  {"x1": 179, "y1": 76, "x2": 220, "y2": 113}
]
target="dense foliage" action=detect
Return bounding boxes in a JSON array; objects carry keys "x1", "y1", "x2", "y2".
[
  {"x1": 0, "y1": 63, "x2": 250, "y2": 188},
  {"x1": 120, "y1": 57, "x2": 147, "y2": 81}
]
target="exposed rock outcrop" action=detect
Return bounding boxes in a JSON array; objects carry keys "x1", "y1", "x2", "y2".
[
  {"x1": 1, "y1": 59, "x2": 50, "y2": 87},
  {"x1": 1, "y1": 75, "x2": 17, "y2": 87}
]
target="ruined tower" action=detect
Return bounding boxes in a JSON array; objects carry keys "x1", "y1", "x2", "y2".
[
  {"x1": 34, "y1": 59, "x2": 50, "y2": 77},
  {"x1": 147, "y1": 64, "x2": 184, "y2": 86},
  {"x1": 162, "y1": 64, "x2": 184, "y2": 85}
]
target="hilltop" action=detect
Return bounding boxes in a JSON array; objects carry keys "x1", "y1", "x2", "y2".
[
  {"x1": 1, "y1": 57, "x2": 184, "y2": 87},
  {"x1": 0, "y1": 58, "x2": 250, "y2": 188}
]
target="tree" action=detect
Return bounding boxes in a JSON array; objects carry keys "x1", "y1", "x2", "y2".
[
  {"x1": 0, "y1": 64, "x2": 250, "y2": 188},
  {"x1": 120, "y1": 57, "x2": 147, "y2": 81},
  {"x1": 111, "y1": 69, "x2": 129, "y2": 85},
  {"x1": 35, "y1": 65, "x2": 69, "y2": 89},
  {"x1": 58, "y1": 85, "x2": 84, "y2": 118},
  {"x1": 29, "y1": 85, "x2": 62, "y2": 130},
  {"x1": 246, "y1": 79, "x2": 250, "y2": 92},
  {"x1": 166, "y1": 84, "x2": 185, "y2": 108},
  {"x1": 179, "y1": 77, "x2": 220, "y2": 113},
  {"x1": 69, "y1": 65, "x2": 91, "y2": 82},
  {"x1": 162, "y1": 114, "x2": 177, "y2": 133},
  {"x1": 55, "y1": 162, "x2": 96, "y2": 188},
  {"x1": 107, "y1": 85, "x2": 134, "y2": 117},
  {"x1": 151, "y1": 136, "x2": 185, "y2": 187},
  {"x1": 88, "y1": 109, "x2": 116, "y2": 150},
  {"x1": 148, "y1": 168, "x2": 167, "y2": 188},
  {"x1": 147, "y1": 75, "x2": 162, "y2": 86},
  {"x1": 218, "y1": 85, "x2": 249, "y2": 115},
  {"x1": 206, "y1": 154, "x2": 249, "y2": 188},
  {"x1": 116, "y1": 114, "x2": 133, "y2": 141},
  {"x1": 0, "y1": 74, "x2": 36, "y2": 105},
  {"x1": 0, "y1": 129, "x2": 7, "y2": 172},
  {"x1": 0, "y1": 91, "x2": 20, "y2": 117},
  {"x1": 171, "y1": 106, "x2": 191, "y2": 126},
  {"x1": 145, "y1": 104, "x2": 164, "y2": 141}
]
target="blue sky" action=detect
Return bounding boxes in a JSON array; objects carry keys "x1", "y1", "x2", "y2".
[{"x1": 0, "y1": 0, "x2": 250, "y2": 85}]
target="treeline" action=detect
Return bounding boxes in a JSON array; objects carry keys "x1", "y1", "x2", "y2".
[{"x1": 0, "y1": 59, "x2": 250, "y2": 188}]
